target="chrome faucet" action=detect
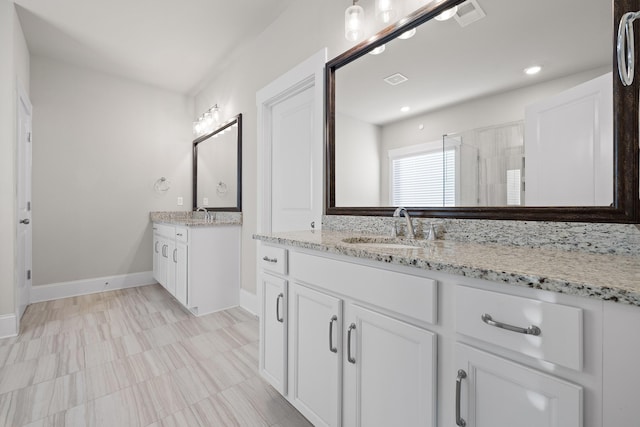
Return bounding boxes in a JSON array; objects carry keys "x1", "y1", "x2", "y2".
[
  {"x1": 393, "y1": 207, "x2": 415, "y2": 239},
  {"x1": 196, "y1": 207, "x2": 214, "y2": 222}
]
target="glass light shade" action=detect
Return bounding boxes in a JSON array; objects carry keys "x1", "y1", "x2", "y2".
[
  {"x1": 345, "y1": 4, "x2": 365, "y2": 41},
  {"x1": 434, "y1": 5, "x2": 458, "y2": 21},
  {"x1": 398, "y1": 28, "x2": 417, "y2": 39},
  {"x1": 212, "y1": 106, "x2": 220, "y2": 125},
  {"x1": 376, "y1": 0, "x2": 397, "y2": 23},
  {"x1": 369, "y1": 44, "x2": 386, "y2": 55}
]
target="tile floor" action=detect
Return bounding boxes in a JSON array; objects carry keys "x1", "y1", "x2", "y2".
[{"x1": 0, "y1": 285, "x2": 312, "y2": 427}]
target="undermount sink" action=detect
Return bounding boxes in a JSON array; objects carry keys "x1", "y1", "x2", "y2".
[{"x1": 340, "y1": 236, "x2": 423, "y2": 250}]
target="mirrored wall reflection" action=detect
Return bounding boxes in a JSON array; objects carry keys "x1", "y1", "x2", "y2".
[
  {"x1": 193, "y1": 114, "x2": 242, "y2": 211},
  {"x1": 334, "y1": 0, "x2": 613, "y2": 208}
]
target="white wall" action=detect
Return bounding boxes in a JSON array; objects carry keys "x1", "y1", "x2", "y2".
[
  {"x1": 0, "y1": 1, "x2": 30, "y2": 317},
  {"x1": 30, "y1": 56, "x2": 193, "y2": 286},
  {"x1": 335, "y1": 113, "x2": 381, "y2": 206}
]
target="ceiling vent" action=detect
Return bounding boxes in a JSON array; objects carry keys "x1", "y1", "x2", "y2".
[
  {"x1": 384, "y1": 73, "x2": 408, "y2": 86},
  {"x1": 454, "y1": 0, "x2": 486, "y2": 27}
]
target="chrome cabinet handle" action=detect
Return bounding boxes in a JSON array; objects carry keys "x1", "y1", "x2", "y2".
[
  {"x1": 162, "y1": 245, "x2": 167, "y2": 257},
  {"x1": 347, "y1": 323, "x2": 356, "y2": 364},
  {"x1": 20, "y1": 218, "x2": 30, "y2": 224},
  {"x1": 456, "y1": 369, "x2": 467, "y2": 427},
  {"x1": 173, "y1": 248, "x2": 177, "y2": 263},
  {"x1": 276, "y1": 293, "x2": 284, "y2": 323},
  {"x1": 154, "y1": 241, "x2": 159, "y2": 253},
  {"x1": 618, "y1": 11, "x2": 640, "y2": 86},
  {"x1": 262, "y1": 256, "x2": 278, "y2": 263},
  {"x1": 176, "y1": 233, "x2": 183, "y2": 236},
  {"x1": 329, "y1": 315, "x2": 338, "y2": 353},
  {"x1": 481, "y1": 313, "x2": 541, "y2": 336}
]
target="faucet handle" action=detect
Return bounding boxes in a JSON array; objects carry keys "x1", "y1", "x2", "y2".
[
  {"x1": 390, "y1": 222, "x2": 398, "y2": 237},
  {"x1": 427, "y1": 223, "x2": 436, "y2": 240}
]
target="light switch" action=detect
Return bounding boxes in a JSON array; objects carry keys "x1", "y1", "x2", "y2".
[
  {"x1": 203, "y1": 197, "x2": 209, "y2": 206},
  {"x1": 177, "y1": 197, "x2": 183, "y2": 206}
]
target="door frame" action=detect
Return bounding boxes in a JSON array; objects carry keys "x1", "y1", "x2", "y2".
[
  {"x1": 256, "y1": 48, "x2": 327, "y2": 234},
  {"x1": 16, "y1": 81, "x2": 32, "y2": 331}
]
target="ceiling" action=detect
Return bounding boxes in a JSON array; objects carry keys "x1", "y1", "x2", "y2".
[
  {"x1": 336, "y1": 0, "x2": 612, "y2": 125},
  {"x1": 13, "y1": 0, "x2": 295, "y2": 94}
]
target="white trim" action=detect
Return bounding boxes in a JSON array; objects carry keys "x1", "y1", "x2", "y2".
[
  {"x1": 256, "y1": 48, "x2": 327, "y2": 235},
  {"x1": 30, "y1": 271, "x2": 155, "y2": 303},
  {"x1": 240, "y1": 289, "x2": 259, "y2": 317},
  {"x1": 0, "y1": 314, "x2": 18, "y2": 339}
]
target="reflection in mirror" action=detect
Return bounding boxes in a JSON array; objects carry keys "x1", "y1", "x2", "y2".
[
  {"x1": 193, "y1": 114, "x2": 242, "y2": 211},
  {"x1": 334, "y1": 0, "x2": 613, "y2": 208}
]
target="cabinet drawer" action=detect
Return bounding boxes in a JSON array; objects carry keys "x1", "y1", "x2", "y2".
[
  {"x1": 155, "y1": 223, "x2": 173, "y2": 237},
  {"x1": 259, "y1": 245, "x2": 288, "y2": 275},
  {"x1": 175, "y1": 227, "x2": 188, "y2": 243},
  {"x1": 455, "y1": 286, "x2": 583, "y2": 370}
]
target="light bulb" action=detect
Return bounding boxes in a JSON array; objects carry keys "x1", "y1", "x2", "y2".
[
  {"x1": 212, "y1": 105, "x2": 220, "y2": 124},
  {"x1": 376, "y1": 0, "x2": 397, "y2": 23},
  {"x1": 369, "y1": 44, "x2": 386, "y2": 55},
  {"x1": 435, "y1": 5, "x2": 458, "y2": 21},
  {"x1": 345, "y1": 4, "x2": 365, "y2": 41},
  {"x1": 398, "y1": 28, "x2": 417, "y2": 40},
  {"x1": 524, "y1": 65, "x2": 542, "y2": 75}
]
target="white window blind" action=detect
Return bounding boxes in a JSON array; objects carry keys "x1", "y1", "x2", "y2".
[{"x1": 391, "y1": 149, "x2": 456, "y2": 206}]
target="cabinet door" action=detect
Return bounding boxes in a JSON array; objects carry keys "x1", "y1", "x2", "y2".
[
  {"x1": 290, "y1": 283, "x2": 342, "y2": 427},
  {"x1": 158, "y1": 237, "x2": 169, "y2": 289},
  {"x1": 455, "y1": 343, "x2": 582, "y2": 427},
  {"x1": 166, "y1": 240, "x2": 176, "y2": 296},
  {"x1": 259, "y1": 273, "x2": 288, "y2": 394},
  {"x1": 343, "y1": 304, "x2": 436, "y2": 427},
  {"x1": 152, "y1": 231, "x2": 161, "y2": 282},
  {"x1": 174, "y1": 241, "x2": 188, "y2": 305}
]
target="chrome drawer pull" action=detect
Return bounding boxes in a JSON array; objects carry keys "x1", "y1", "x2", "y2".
[
  {"x1": 276, "y1": 293, "x2": 284, "y2": 323},
  {"x1": 262, "y1": 256, "x2": 278, "y2": 263},
  {"x1": 329, "y1": 315, "x2": 338, "y2": 353},
  {"x1": 347, "y1": 323, "x2": 356, "y2": 364},
  {"x1": 481, "y1": 313, "x2": 541, "y2": 336},
  {"x1": 456, "y1": 369, "x2": 467, "y2": 427},
  {"x1": 173, "y1": 248, "x2": 177, "y2": 263}
]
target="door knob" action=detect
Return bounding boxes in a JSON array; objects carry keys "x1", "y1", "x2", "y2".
[{"x1": 20, "y1": 219, "x2": 30, "y2": 224}]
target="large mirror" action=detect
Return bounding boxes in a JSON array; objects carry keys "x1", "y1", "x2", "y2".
[
  {"x1": 193, "y1": 114, "x2": 242, "y2": 211},
  {"x1": 327, "y1": 0, "x2": 639, "y2": 222}
]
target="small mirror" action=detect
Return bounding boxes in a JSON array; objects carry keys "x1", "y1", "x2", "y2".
[{"x1": 193, "y1": 114, "x2": 242, "y2": 211}]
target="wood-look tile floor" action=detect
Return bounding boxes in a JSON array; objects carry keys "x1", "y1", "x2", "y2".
[{"x1": 0, "y1": 285, "x2": 312, "y2": 427}]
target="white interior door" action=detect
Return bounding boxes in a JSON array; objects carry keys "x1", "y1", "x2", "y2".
[
  {"x1": 524, "y1": 72, "x2": 613, "y2": 206},
  {"x1": 17, "y1": 86, "x2": 33, "y2": 322},
  {"x1": 271, "y1": 86, "x2": 318, "y2": 232},
  {"x1": 257, "y1": 49, "x2": 326, "y2": 234}
]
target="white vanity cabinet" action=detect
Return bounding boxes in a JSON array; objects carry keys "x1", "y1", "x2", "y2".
[{"x1": 153, "y1": 222, "x2": 240, "y2": 315}]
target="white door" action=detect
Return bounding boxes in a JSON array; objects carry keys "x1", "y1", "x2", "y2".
[
  {"x1": 16, "y1": 87, "x2": 33, "y2": 323},
  {"x1": 343, "y1": 304, "x2": 436, "y2": 427},
  {"x1": 455, "y1": 343, "x2": 582, "y2": 427},
  {"x1": 524, "y1": 72, "x2": 613, "y2": 206},
  {"x1": 271, "y1": 87, "x2": 319, "y2": 232},
  {"x1": 257, "y1": 49, "x2": 326, "y2": 234},
  {"x1": 289, "y1": 283, "x2": 342, "y2": 427},
  {"x1": 259, "y1": 273, "x2": 288, "y2": 394}
]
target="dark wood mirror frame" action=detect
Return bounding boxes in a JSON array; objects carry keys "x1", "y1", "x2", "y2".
[
  {"x1": 326, "y1": 0, "x2": 639, "y2": 223},
  {"x1": 192, "y1": 113, "x2": 242, "y2": 212}
]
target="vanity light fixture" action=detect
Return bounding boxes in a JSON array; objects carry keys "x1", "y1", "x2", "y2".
[
  {"x1": 193, "y1": 104, "x2": 222, "y2": 138},
  {"x1": 376, "y1": 0, "x2": 397, "y2": 23},
  {"x1": 524, "y1": 65, "x2": 542, "y2": 75},
  {"x1": 369, "y1": 44, "x2": 386, "y2": 55},
  {"x1": 345, "y1": 0, "x2": 365, "y2": 41}
]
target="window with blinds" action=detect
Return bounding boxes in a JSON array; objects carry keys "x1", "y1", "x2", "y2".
[{"x1": 391, "y1": 148, "x2": 456, "y2": 206}]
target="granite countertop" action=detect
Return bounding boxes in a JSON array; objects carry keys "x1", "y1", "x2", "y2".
[
  {"x1": 150, "y1": 211, "x2": 242, "y2": 226},
  {"x1": 253, "y1": 230, "x2": 640, "y2": 306}
]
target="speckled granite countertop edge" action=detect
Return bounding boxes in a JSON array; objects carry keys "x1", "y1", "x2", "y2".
[{"x1": 253, "y1": 231, "x2": 640, "y2": 307}]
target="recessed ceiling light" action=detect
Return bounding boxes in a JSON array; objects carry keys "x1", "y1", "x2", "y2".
[
  {"x1": 398, "y1": 28, "x2": 417, "y2": 40},
  {"x1": 369, "y1": 45, "x2": 386, "y2": 55},
  {"x1": 524, "y1": 65, "x2": 542, "y2": 75},
  {"x1": 400, "y1": 106, "x2": 410, "y2": 113},
  {"x1": 435, "y1": 5, "x2": 458, "y2": 21}
]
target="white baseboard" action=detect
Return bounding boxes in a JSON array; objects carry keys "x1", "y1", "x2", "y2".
[
  {"x1": 31, "y1": 271, "x2": 155, "y2": 303},
  {"x1": 0, "y1": 314, "x2": 17, "y2": 339},
  {"x1": 240, "y1": 289, "x2": 258, "y2": 316}
]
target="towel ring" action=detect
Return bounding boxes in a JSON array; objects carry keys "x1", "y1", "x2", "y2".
[{"x1": 617, "y1": 11, "x2": 640, "y2": 86}]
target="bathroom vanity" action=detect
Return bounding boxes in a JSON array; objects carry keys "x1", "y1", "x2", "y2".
[
  {"x1": 254, "y1": 230, "x2": 640, "y2": 427},
  {"x1": 151, "y1": 212, "x2": 241, "y2": 316}
]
